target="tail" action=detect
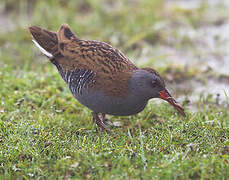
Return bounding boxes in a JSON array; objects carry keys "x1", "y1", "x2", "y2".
[{"x1": 29, "y1": 26, "x2": 58, "y2": 58}]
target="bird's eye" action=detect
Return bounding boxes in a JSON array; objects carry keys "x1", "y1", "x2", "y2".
[{"x1": 152, "y1": 80, "x2": 157, "y2": 86}]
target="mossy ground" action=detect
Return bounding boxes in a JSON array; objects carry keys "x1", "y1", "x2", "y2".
[{"x1": 0, "y1": 0, "x2": 228, "y2": 179}]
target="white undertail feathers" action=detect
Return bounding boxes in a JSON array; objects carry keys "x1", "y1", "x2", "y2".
[{"x1": 32, "y1": 39, "x2": 53, "y2": 58}]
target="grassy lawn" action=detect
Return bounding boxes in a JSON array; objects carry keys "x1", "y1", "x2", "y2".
[{"x1": 0, "y1": 0, "x2": 229, "y2": 179}]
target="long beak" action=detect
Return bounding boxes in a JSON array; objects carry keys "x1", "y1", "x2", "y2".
[{"x1": 159, "y1": 89, "x2": 186, "y2": 117}]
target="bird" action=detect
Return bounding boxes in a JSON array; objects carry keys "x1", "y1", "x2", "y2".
[{"x1": 29, "y1": 24, "x2": 186, "y2": 133}]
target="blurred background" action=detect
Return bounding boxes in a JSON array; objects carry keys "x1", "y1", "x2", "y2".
[{"x1": 0, "y1": 0, "x2": 229, "y2": 110}]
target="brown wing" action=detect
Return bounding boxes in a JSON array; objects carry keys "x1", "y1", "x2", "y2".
[{"x1": 55, "y1": 24, "x2": 138, "y2": 96}]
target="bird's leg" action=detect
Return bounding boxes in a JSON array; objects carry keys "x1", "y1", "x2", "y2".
[
  {"x1": 92, "y1": 112, "x2": 111, "y2": 133},
  {"x1": 100, "y1": 113, "x2": 110, "y2": 126},
  {"x1": 101, "y1": 113, "x2": 106, "y2": 122}
]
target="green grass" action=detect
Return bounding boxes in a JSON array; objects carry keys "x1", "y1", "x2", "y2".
[{"x1": 0, "y1": 0, "x2": 229, "y2": 179}]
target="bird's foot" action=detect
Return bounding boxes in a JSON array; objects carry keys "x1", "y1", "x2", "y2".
[{"x1": 92, "y1": 112, "x2": 111, "y2": 133}]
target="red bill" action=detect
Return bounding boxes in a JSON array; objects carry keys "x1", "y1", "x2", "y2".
[{"x1": 159, "y1": 89, "x2": 186, "y2": 117}]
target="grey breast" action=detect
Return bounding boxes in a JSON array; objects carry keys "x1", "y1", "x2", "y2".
[{"x1": 55, "y1": 64, "x2": 148, "y2": 115}]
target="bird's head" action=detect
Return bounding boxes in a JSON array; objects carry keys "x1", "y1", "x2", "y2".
[{"x1": 131, "y1": 67, "x2": 186, "y2": 116}]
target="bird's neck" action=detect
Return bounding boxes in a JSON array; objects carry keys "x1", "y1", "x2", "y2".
[{"x1": 128, "y1": 69, "x2": 154, "y2": 100}]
